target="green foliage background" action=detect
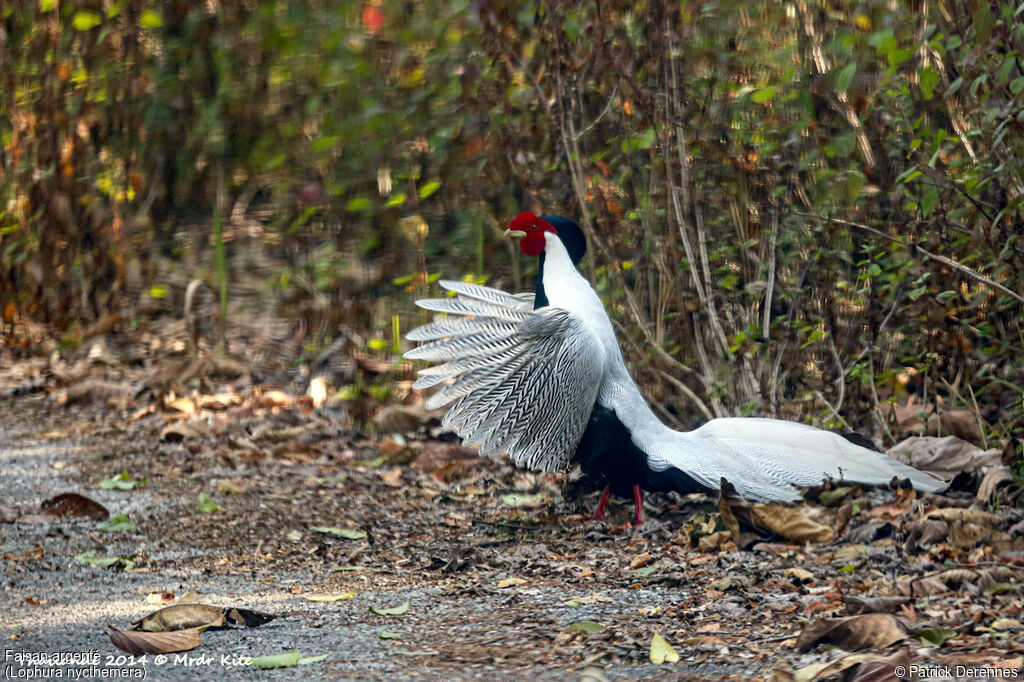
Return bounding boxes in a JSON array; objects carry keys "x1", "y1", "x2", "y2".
[{"x1": 1, "y1": 0, "x2": 1022, "y2": 445}]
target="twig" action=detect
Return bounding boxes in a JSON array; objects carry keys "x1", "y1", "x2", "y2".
[
  {"x1": 867, "y1": 357, "x2": 896, "y2": 443},
  {"x1": 656, "y1": 369, "x2": 714, "y2": 422},
  {"x1": 575, "y1": 85, "x2": 618, "y2": 140},
  {"x1": 763, "y1": 211, "x2": 779, "y2": 339},
  {"x1": 812, "y1": 389, "x2": 852, "y2": 431}
]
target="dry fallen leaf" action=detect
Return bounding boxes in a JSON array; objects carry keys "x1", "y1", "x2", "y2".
[
  {"x1": 165, "y1": 396, "x2": 196, "y2": 415},
  {"x1": 887, "y1": 435, "x2": 1000, "y2": 479},
  {"x1": 752, "y1": 504, "x2": 835, "y2": 543},
  {"x1": 303, "y1": 592, "x2": 355, "y2": 602},
  {"x1": 39, "y1": 493, "x2": 109, "y2": 521},
  {"x1": 629, "y1": 552, "x2": 653, "y2": 569},
  {"x1": 796, "y1": 614, "x2": 907, "y2": 652},
  {"x1": 649, "y1": 631, "x2": 679, "y2": 664},
  {"x1": 132, "y1": 604, "x2": 226, "y2": 632},
  {"x1": 496, "y1": 577, "x2": 527, "y2": 589},
  {"x1": 842, "y1": 596, "x2": 912, "y2": 615},
  {"x1": 108, "y1": 625, "x2": 202, "y2": 655},
  {"x1": 924, "y1": 508, "x2": 1001, "y2": 526}
]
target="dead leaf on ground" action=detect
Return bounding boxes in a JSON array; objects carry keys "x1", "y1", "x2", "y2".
[
  {"x1": 629, "y1": 552, "x2": 652, "y2": 569},
  {"x1": 904, "y1": 518, "x2": 949, "y2": 552},
  {"x1": 39, "y1": 493, "x2": 110, "y2": 520},
  {"x1": 0, "y1": 503, "x2": 19, "y2": 522},
  {"x1": 718, "y1": 479, "x2": 834, "y2": 543},
  {"x1": 753, "y1": 503, "x2": 834, "y2": 543},
  {"x1": 303, "y1": 592, "x2": 354, "y2": 602},
  {"x1": 887, "y1": 436, "x2": 1001, "y2": 480},
  {"x1": 197, "y1": 393, "x2": 242, "y2": 410},
  {"x1": 131, "y1": 604, "x2": 226, "y2": 632},
  {"x1": 796, "y1": 614, "x2": 907, "y2": 652},
  {"x1": 108, "y1": 625, "x2": 203, "y2": 655},
  {"x1": 256, "y1": 390, "x2": 293, "y2": 408},
  {"x1": 977, "y1": 467, "x2": 1014, "y2": 503},
  {"x1": 773, "y1": 650, "x2": 909, "y2": 682},
  {"x1": 373, "y1": 403, "x2": 441, "y2": 432},
  {"x1": 496, "y1": 577, "x2": 527, "y2": 589},
  {"x1": 410, "y1": 442, "x2": 483, "y2": 482},
  {"x1": 165, "y1": 396, "x2": 196, "y2": 415},
  {"x1": 649, "y1": 631, "x2": 679, "y2": 664},
  {"x1": 924, "y1": 508, "x2": 1002, "y2": 526},
  {"x1": 843, "y1": 596, "x2": 912, "y2": 615},
  {"x1": 161, "y1": 420, "x2": 209, "y2": 442},
  {"x1": 61, "y1": 379, "x2": 136, "y2": 405}
]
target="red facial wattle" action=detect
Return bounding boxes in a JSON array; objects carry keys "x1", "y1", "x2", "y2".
[{"x1": 508, "y1": 212, "x2": 557, "y2": 257}]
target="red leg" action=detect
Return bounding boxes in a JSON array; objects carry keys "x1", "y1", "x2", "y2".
[
  {"x1": 592, "y1": 486, "x2": 612, "y2": 520},
  {"x1": 632, "y1": 485, "x2": 644, "y2": 525}
]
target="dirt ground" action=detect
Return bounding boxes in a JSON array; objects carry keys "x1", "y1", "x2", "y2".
[{"x1": 2, "y1": 387, "x2": 1023, "y2": 681}]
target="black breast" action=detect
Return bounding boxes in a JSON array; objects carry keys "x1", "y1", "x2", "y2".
[{"x1": 573, "y1": 403, "x2": 707, "y2": 497}]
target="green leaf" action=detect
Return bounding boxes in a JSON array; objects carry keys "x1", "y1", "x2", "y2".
[
  {"x1": 386, "y1": 193, "x2": 406, "y2": 207},
  {"x1": 74, "y1": 551, "x2": 121, "y2": 568},
  {"x1": 98, "y1": 514, "x2": 136, "y2": 533},
  {"x1": 635, "y1": 566, "x2": 657, "y2": 577},
  {"x1": 970, "y1": 74, "x2": 987, "y2": 97},
  {"x1": 895, "y1": 166, "x2": 920, "y2": 184},
  {"x1": 251, "y1": 649, "x2": 302, "y2": 669},
  {"x1": 378, "y1": 631, "x2": 402, "y2": 639},
  {"x1": 303, "y1": 592, "x2": 354, "y2": 602},
  {"x1": 945, "y1": 76, "x2": 963, "y2": 96},
  {"x1": 983, "y1": 582, "x2": 1019, "y2": 596},
  {"x1": 311, "y1": 135, "x2": 340, "y2": 153},
  {"x1": 369, "y1": 600, "x2": 409, "y2": 616},
  {"x1": 1011, "y1": 77, "x2": 1024, "y2": 95},
  {"x1": 139, "y1": 10, "x2": 162, "y2": 29},
  {"x1": 100, "y1": 472, "x2": 146, "y2": 491},
  {"x1": 345, "y1": 197, "x2": 372, "y2": 212},
  {"x1": 39, "y1": 0, "x2": 56, "y2": 12},
  {"x1": 915, "y1": 627, "x2": 957, "y2": 647},
  {"x1": 418, "y1": 181, "x2": 441, "y2": 199},
  {"x1": 149, "y1": 284, "x2": 168, "y2": 299},
  {"x1": 819, "y1": 487, "x2": 853, "y2": 506},
  {"x1": 195, "y1": 492, "x2": 222, "y2": 513},
  {"x1": 367, "y1": 338, "x2": 388, "y2": 352},
  {"x1": 919, "y1": 67, "x2": 939, "y2": 100},
  {"x1": 311, "y1": 526, "x2": 367, "y2": 540},
  {"x1": 72, "y1": 11, "x2": 102, "y2": 30},
  {"x1": 297, "y1": 653, "x2": 330, "y2": 665},
  {"x1": 566, "y1": 621, "x2": 605, "y2": 634},
  {"x1": 751, "y1": 86, "x2": 776, "y2": 103},
  {"x1": 920, "y1": 184, "x2": 938, "y2": 216},
  {"x1": 972, "y1": 4, "x2": 995, "y2": 44},
  {"x1": 836, "y1": 63, "x2": 857, "y2": 93},
  {"x1": 649, "y1": 631, "x2": 679, "y2": 664}
]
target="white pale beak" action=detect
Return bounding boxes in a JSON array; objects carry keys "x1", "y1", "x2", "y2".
[{"x1": 504, "y1": 229, "x2": 527, "y2": 240}]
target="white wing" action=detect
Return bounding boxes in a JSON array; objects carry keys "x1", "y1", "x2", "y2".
[{"x1": 406, "y1": 281, "x2": 605, "y2": 472}]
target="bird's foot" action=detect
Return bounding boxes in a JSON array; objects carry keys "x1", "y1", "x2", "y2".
[
  {"x1": 591, "y1": 486, "x2": 612, "y2": 520},
  {"x1": 632, "y1": 484, "x2": 644, "y2": 525}
]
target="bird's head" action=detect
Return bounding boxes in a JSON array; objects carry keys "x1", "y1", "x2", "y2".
[{"x1": 504, "y1": 211, "x2": 587, "y2": 266}]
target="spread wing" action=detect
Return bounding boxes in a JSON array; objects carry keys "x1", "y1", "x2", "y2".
[{"x1": 406, "y1": 280, "x2": 605, "y2": 472}]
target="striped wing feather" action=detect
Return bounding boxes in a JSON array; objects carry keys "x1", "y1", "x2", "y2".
[{"x1": 406, "y1": 283, "x2": 604, "y2": 472}]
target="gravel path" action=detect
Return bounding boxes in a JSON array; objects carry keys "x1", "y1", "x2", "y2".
[{"x1": 1, "y1": 400, "x2": 744, "y2": 681}]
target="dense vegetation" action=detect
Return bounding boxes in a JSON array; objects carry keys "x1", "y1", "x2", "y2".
[{"x1": 2, "y1": 0, "x2": 1022, "y2": 451}]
